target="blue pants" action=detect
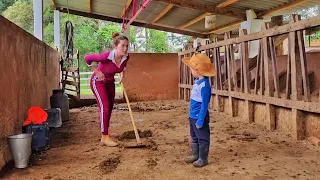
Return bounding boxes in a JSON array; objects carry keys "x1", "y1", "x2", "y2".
[{"x1": 189, "y1": 112, "x2": 210, "y2": 145}]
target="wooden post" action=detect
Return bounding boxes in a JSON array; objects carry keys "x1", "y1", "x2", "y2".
[
  {"x1": 254, "y1": 42, "x2": 261, "y2": 94},
  {"x1": 269, "y1": 36, "x2": 280, "y2": 98},
  {"x1": 231, "y1": 44, "x2": 238, "y2": 92},
  {"x1": 178, "y1": 55, "x2": 181, "y2": 99},
  {"x1": 290, "y1": 15, "x2": 305, "y2": 140},
  {"x1": 213, "y1": 38, "x2": 224, "y2": 112},
  {"x1": 262, "y1": 23, "x2": 276, "y2": 130},
  {"x1": 225, "y1": 32, "x2": 235, "y2": 117},
  {"x1": 285, "y1": 41, "x2": 291, "y2": 99},
  {"x1": 297, "y1": 29, "x2": 310, "y2": 102},
  {"x1": 259, "y1": 44, "x2": 265, "y2": 96},
  {"x1": 241, "y1": 29, "x2": 254, "y2": 123}
]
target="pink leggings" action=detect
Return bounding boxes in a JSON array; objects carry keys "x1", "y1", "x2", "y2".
[{"x1": 90, "y1": 77, "x2": 115, "y2": 135}]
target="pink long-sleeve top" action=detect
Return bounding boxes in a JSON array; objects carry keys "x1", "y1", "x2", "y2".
[{"x1": 84, "y1": 50, "x2": 129, "y2": 83}]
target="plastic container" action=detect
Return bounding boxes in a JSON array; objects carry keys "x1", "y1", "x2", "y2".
[
  {"x1": 50, "y1": 89, "x2": 69, "y2": 122},
  {"x1": 45, "y1": 108, "x2": 62, "y2": 128},
  {"x1": 22, "y1": 122, "x2": 50, "y2": 152}
]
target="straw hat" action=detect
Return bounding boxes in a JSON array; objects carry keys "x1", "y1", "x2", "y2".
[{"x1": 182, "y1": 53, "x2": 216, "y2": 77}]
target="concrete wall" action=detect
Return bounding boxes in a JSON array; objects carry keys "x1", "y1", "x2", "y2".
[
  {"x1": 0, "y1": 16, "x2": 60, "y2": 169},
  {"x1": 123, "y1": 53, "x2": 178, "y2": 101}
]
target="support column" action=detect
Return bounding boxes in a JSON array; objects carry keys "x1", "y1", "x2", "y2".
[
  {"x1": 33, "y1": 0, "x2": 43, "y2": 41},
  {"x1": 54, "y1": 10, "x2": 60, "y2": 50}
]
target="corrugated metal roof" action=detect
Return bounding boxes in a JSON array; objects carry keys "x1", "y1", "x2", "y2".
[{"x1": 48, "y1": 0, "x2": 320, "y2": 37}]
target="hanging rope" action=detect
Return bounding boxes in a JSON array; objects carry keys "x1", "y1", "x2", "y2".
[{"x1": 63, "y1": 21, "x2": 74, "y2": 60}]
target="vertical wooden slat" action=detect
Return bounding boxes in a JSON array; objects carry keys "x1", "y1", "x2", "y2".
[
  {"x1": 231, "y1": 44, "x2": 238, "y2": 92},
  {"x1": 241, "y1": 30, "x2": 254, "y2": 123},
  {"x1": 217, "y1": 47, "x2": 222, "y2": 90},
  {"x1": 254, "y1": 42, "x2": 261, "y2": 94},
  {"x1": 290, "y1": 15, "x2": 305, "y2": 140},
  {"x1": 241, "y1": 30, "x2": 250, "y2": 94},
  {"x1": 285, "y1": 39, "x2": 291, "y2": 99},
  {"x1": 269, "y1": 37, "x2": 280, "y2": 98},
  {"x1": 297, "y1": 30, "x2": 310, "y2": 102},
  {"x1": 240, "y1": 45, "x2": 244, "y2": 92},
  {"x1": 183, "y1": 60, "x2": 187, "y2": 101},
  {"x1": 262, "y1": 23, "x2": 276, "y2": 130},
  {"x1": 178, "y1": 55, "x2": 181, "y2": 99},
  {"x1": 225, "y1": 32, "x2": 235, "y2": 117},
  {"x1": 290, "y1": 16, "x2": 303, "y2": 101},
  {"x1": 259, "y1": 48, "x2": 265, "y2": 95}
]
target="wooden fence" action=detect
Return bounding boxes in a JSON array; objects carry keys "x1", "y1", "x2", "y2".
[{"x1": 178, "y1": 15, "x2": 320, "y2": 140}]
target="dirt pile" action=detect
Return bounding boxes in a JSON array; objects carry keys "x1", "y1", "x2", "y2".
[
  {"x1": 99, "y1": 157, "x2": 121, "y2": 174},
  {"x1": 118, "y1": 129, "x2": 153, "y2": 140}
]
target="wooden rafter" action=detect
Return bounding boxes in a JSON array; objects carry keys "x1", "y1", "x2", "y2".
[
  {"x1": 151, "y1": 4, "x2": 174, "y2": 23},
  {"x1": 207, "y1": 20, "x2": 242, "y2": 34},
  {"x1": 121, "y1": 0, "x2": 133, "y2": 17},
  {"x1": 177, "y1": 12, "x2": 211, "y2": 29},
  {"x1": 51, "y1": 0, "x2": 55, "y2": 6},
  {"x1": 217, "y1": 0, "x2": 240, "y2": 8},
  {"x1": 155, "y1": 0, "x2": 246, "y2": 20},
  {"x1": 54, "y1": 6, "x2": 207, "y2": 38},
  {"x1": 259, "y1": 0, "x2": 309, "y2": 17}
]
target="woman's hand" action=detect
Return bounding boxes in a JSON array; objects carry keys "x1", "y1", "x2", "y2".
[{"x1": 95, "y1": 70, "x2": 106, "y2": 81}]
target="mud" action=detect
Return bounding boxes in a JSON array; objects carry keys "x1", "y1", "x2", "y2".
[
  {"x1": 118, "y1": 129, "x2": 153, "y2": 140},
  {"x1": 146, "y1": 158, "x2": 158, "y2": 168},
  {"x1": 99, "y1": 157, "x2": 121, "y2": 174},
  {"x1": 2, "y1": 100, "x2": 320, "y2": 180}
]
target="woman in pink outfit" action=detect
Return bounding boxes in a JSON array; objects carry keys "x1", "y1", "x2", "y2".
[{"x1": 84, "y1": 32, "x2": 129, "y2": 147}]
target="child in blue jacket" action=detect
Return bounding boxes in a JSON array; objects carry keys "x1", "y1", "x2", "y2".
[{"x1": 182, "y1": 53, "x2": 216, "y2": 168}]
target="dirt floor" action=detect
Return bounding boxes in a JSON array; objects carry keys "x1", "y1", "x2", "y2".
[{"x1": 1, "y1": 100, "x2": 320, "y2": 180}]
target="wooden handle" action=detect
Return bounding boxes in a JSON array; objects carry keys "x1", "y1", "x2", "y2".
[{"x1": 122, "y1": 84, "x2": 141, "y2": 144}]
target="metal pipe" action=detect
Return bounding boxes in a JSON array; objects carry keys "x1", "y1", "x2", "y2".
[{"x1": 122, "y1": 0, "x2": 152, "y2": 33}]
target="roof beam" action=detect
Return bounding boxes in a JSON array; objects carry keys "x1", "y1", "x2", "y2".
[
  {"x1": 177, "y1": 12, "x2": 211, "y2": 29},
  {"x1": 151, "y1": 3, "x2": 174, "y2": 23},
  {"x1": 259, "y1": 0, "x2": 309, "y2": 17},
  {"x1": 207, "y1": 20, "x2": 242, "y2": 34},
  {"x1": 216, "y1": 0, "x2": 240, "y2": 8},
  {"x1": 155, "y1": 0, "x2": 246, "y2": 20},
  {"x1": 121, "y1": 0, "x2": 133, "y2": 17},
  {"x1": 51, "y1": 0, "x2": 55, "y2": 6},
  {"x1": 54, "y1": 6, "x2": 207, "y2": 38}
]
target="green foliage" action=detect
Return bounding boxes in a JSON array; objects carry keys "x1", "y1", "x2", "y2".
[
  {"x1": 3, "y1": 0, "x2": 33, "y2": 33},
  {"x1": 146, "y1": 29, "x2": 170, "y2": 53},
  {"x1": 0, "y1": 0, "x2": 19, "y2": 14}
]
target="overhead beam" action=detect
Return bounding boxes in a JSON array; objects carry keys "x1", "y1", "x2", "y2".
[
  {"x1": 217, "y1": 0, "x2": 240, "y2": 8},
  {"x1": 121, "y1": 0, "x2": 133, "y2": 17},
  {"x1": 151, "y1": 3, "x2": 174, "y2": 23},
  {"x1": 155, "y1": 0, "x2": 246, "y2": 20},
  {"x1": 259, "y1": 0, "x2": 309, "y2": 17},
  {"x1": 51, "y1": 0, "x2": 55, "y2": 6},
  {"x1": 207, "y1": 20, "x2": 242, "y2": 34},
  {"x1": 54, "y1": 6, "x2": 207, "y2": 38},
  {"x1": 177, "y1": 12, "x2": 211, "y2": 29}
]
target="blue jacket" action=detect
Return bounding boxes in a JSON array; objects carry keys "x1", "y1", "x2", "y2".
[{"x1": 189, "y1": 77, "x2": 211, "y2": 127}]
